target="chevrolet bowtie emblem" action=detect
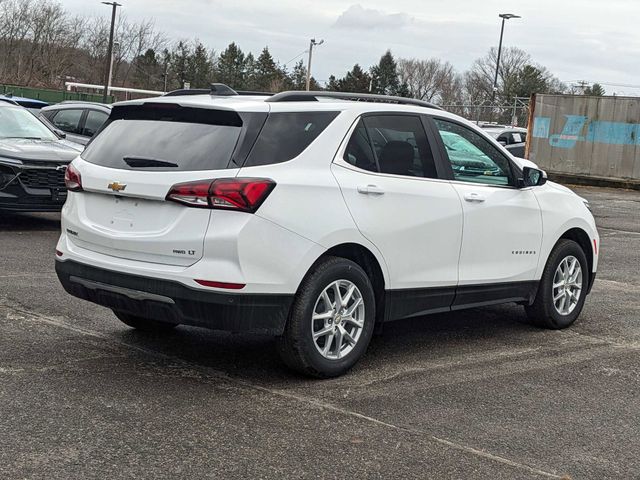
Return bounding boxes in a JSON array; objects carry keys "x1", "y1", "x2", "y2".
[{"x1": 107, "y1": 182, "x2": 127, "y2": 192}]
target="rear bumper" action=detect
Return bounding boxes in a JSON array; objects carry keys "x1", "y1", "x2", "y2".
[{"x1": 55, "y1": 259, "x2": 293, "y2": 335}]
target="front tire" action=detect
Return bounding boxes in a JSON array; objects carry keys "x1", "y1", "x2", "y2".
[
  {"x1": 525, "y1": 239, "x2": 589, "y2": 329},
  {"x1": 113, "y1": 310, "x2": 179, "y2": 332},
  {"x1": 277, "y1": 256, "x2": 376, "y2": 378}
]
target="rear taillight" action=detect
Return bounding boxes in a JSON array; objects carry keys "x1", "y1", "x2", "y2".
[
  {"x1": 166, "y1": 178, "x2": 275, "y2": 213},
  {"x1": 64, "y1": 163, "x2": 83, "y2": 192}
]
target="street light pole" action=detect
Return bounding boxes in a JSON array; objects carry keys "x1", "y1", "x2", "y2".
[
  {"x1": 306, "y1": 38, "x2": 324, "y2": 91},
  {"x1": 492, "y1": 13, "x2": 520, "y2": 102},
  {"x1": 101, "y1": 1, "x2": 121, "y2": 103}
]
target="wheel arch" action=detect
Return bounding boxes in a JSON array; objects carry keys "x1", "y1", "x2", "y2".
[
  {"x1": 558, "y1": 227, "x2": 594, "y2": 277},
  {"x1": 305, "y1": 242, "x2": 387, "y2": 324}
]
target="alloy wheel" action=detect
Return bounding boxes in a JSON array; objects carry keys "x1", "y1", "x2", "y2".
[
  {"x1": 552, "y1": 255, "x2": 583, "y2": 316},
  {"x1": 311, "y1": 279, "x2": 365, "y2": 360}
]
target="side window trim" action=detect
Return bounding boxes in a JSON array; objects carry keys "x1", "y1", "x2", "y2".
[
  {"x1": 361, "y1": 119, "x2": 381, "y2": 172},
  {"x1": 77, "y1": 109, "x2": 89, "y2": 136},
  {"x1": 422, "y1": 115, "x2": 455, "y2": 181},
  {"x1": 426, "y1": 115, "x2": 522, "y2": 188}
]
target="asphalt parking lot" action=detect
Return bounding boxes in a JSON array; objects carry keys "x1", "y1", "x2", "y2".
[{"x1": 0, "y1": 185, "x2": 638, "y2": 479}]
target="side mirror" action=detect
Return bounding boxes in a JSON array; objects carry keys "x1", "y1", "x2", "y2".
[
  {"x1": 498, "y1": 139, "x2": 508, "y2": 146},
  {"x1": 521, "y1": 166, "x2": 547, "y2": 187},
  {"x1": 55, "y1": 129, "x2": 67, "y2": 139}
]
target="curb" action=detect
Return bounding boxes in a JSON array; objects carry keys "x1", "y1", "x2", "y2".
[{"x1": 547, "y1": 172, "x2": 640, "y2": 191}]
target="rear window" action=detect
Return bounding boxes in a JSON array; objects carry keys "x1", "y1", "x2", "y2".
[
  {"x1": 81, "y1": 106, "x2": 244, "y2": 171},
  {"x1": 244, "y1": 111, "x2": 339, "y2": 167}
]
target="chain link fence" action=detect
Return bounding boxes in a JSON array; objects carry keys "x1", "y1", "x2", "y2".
[{"x1": 441, "y1": 97, "x2": 531, "y2": 127}]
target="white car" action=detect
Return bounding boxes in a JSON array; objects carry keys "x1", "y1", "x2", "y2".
[{"x1": 55, "y1": 89, "x2": 599, "y2": 377}]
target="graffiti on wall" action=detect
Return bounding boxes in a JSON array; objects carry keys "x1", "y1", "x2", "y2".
[{"x1": 533, "y1": 115, "x2": 640, "y2": 149}]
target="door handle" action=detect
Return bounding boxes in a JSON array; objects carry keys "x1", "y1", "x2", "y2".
[
  {"x1": 357, "y1": 185, "x2": 385, "y2": 195},
  {"x1": 463, "y1": 192, "x2": 486, "y2": 203}
]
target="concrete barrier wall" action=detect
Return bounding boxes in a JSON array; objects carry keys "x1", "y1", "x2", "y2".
[{"x1": 527, "y1": 94, "x2": 640, "y2": 181}]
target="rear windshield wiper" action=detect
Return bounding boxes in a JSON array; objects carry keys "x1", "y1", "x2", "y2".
[
  {"x1": 0, "y1": 136, "x2": 45, "y2": 140},
  {"x1": 122, "y1": 156, "x2": 179, "y2": 168}
]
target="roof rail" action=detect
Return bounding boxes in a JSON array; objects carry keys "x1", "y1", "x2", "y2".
[
  {"x1": 163, "y1": 84, "x2": 275, "y2": 98},
  {"x1": 164, "y1": 83, "x2": 238, "y2": 97},
  {"x1": 236, "y1": 90, "x2": 274, "y2": 96},
  {"x1": 265, "y1": 91, "x2": 443, "y2": 110},
  {"x1": 164, "y1": 88, "x2": 209, "y2": 97}
]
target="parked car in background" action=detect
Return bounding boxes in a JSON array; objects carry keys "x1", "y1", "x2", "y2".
[
  {"x1": 0, "y1": 95, "x2": 49, "y2": 114},
  {"x1": 0, "y1": 102, "x2": 82, "y2": 211},
  {"x1": 481, "y1": 125, "x2": 528, "y2": 158},
  {"x1": 40, "y1": 102, "x2": 111, "y2": 145}
]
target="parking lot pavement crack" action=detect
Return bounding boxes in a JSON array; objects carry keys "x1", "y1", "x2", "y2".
[
  {"x1": 1, "y1": 298, "x2": 565, "y2": 479},
  {"x1": 599, "y1": 227, "x2": 640, "y2": 235},
  {"x1": 592, "y1": 278, "x2": 640, "y2": 292}
]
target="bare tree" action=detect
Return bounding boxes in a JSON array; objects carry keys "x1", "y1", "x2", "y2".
[
  {"x1": 112, "y1": 16, "x2": 167, "y2": 87},
  {"x1": 0, "y1": 0, "x2": 85, "y2": 87},
  {"x1": 464, "y1": 46, "x2": 530, "y2": 102},
  {"x1": 397, "y1": 58, "x2": 457, "y2": 103}
]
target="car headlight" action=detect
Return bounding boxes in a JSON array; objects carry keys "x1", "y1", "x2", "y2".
[{"x1": 583, "y1": 200, "x2": 592, "y2": 211}]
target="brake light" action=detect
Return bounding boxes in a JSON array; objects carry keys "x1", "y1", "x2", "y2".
[
  {"x1": 166, "y1": 178, "x2": 275, "y2": 212},
  {"x1": 64, "y1": 163, "x2": 83, "y2": 192}
]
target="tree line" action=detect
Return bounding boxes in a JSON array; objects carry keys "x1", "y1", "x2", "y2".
[{"x1": 0, "y1": 0, "x2": 605, "y2": 120}]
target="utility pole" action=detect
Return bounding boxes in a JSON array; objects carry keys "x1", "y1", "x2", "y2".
[
  {"x1": 306, "y1": 38, "x2": 324, "y2": 91},
  {"x1": 101, "y1": 1, "x2": 121, "y2": 103},
  {"x1": 492, "y1": 13, "x2": 520, "y2": 102}
]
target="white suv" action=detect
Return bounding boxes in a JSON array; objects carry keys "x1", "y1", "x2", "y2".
[{"x1": 55, "y1": 89, "x2": 599, "y2": 377}]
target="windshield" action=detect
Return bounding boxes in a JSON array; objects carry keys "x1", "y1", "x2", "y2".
[{"x1": 0, "y1": 106, "x2": 57, "y2": 140}]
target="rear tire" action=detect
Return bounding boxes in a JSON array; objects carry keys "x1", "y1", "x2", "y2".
[
  {"x1": 525, "y1": 239, "x2": 589, "y2": 329},
  {"x1": 277, "y1": 256, "x2": 376, "y2": 378},
  {"x1": 113, "y1": 310, "x2": 179, "y2": 332}
]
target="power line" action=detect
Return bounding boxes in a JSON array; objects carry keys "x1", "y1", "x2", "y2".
[
  {"x1": 284, "y1": 49, "x2": 309, "y2": 66},
  {"x1": 564, "y1": 79, "x2": 640, "y2": 90}
]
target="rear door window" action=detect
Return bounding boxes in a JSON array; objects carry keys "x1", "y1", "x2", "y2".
[
  {"x1": 51, "y1": 109, "x2": 83, "y2": 134},
  {"x1": 244, "y1": 111, "x2": 339, "y2": 167},
  {"x1": 343, "y1": 115, "x2": 438, "y2": 179}
]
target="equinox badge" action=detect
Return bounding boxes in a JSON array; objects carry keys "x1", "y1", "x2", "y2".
[{"x1": 108, "y1": 182, "x2": 127, "y2": 192}]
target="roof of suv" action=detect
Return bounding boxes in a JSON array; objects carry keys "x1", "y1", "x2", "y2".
[{"x1": 115, "y1": 89, "x2": 445, "y2": 116}]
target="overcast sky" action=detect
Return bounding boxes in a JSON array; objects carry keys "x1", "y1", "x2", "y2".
[{"x1": 59, "y1": 0, "x2": 640, "y2": 94}]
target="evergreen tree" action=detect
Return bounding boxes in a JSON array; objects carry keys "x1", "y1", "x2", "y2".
[
  {"x1": 289, "y1": 60, "x2": 307, "y2": 90},
  {"x1": 584, "y1": 83, "x2": 605, "y2": 96},
  {"x1": 326, "y1": 75, "x2": 340, "y2": 91},
  {"x1": 504, "y1": 64, "x2": 547, "y2": 99},
  {"x1": 395, "y1": 81, "x2": 410, "y2": 98},
  {"x1": 243, "y1": 52, "x2": 257, "y2": 90},
  {"x1": 132, "y1": 48, "x2": 161, "y2": 90},
  {"x1": 370, "y1": 50, "x2": 400, "y2": 95},
  {"x1": 170, "y1": 41, "x2": 191, "y2": 88},
  {"x1": 255, "y1": 47, "x2": 279, "y2": 91},
  {"x1": 215, "y1": 42, "x2": 245, "y2": 89},
  {"x1": 337, "y1": 64, "x2": 371, "y2": 93},
  {"x1": 187, "y1": 41, "x2": 212, "y2": 88}
]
